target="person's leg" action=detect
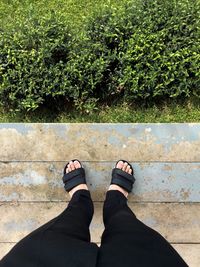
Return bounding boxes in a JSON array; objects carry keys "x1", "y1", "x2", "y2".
[
  {"x1": 97, "y1": 161, "x2": 188, "y2": 267},
  {"x1": 0, "y1": 161, "x2": 98, "y2": 267}
]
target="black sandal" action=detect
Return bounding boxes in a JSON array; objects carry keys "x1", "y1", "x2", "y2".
[
  {"x1": 62, "y1": 159, "x2": 87, "y2": 192},
  {"x1": 110, "y1": 159, "x2": 136, "y2": 193}
]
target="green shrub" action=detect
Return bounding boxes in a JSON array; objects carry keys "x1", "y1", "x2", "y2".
[
  {"x1": 0, "y1": 7, "x2": 72, "y2": 111},
  {"x1": 79, "y1": 0, "x2": 200, "y2": 103},
  {"x1": 0, "y1": 0, "x2": 199, "y2": 112}
]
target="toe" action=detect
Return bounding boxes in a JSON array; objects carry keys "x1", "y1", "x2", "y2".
[
  {"x1": 74, "y1": 160, "x2": 81, "y2": 169},
  {"x1": 122, "y1": 162, "x2": 128, "y2": 171},
  {"x1": 128, "y1": 169, "x2": 132, "y2": 174},
  {"x1": 68, "y1": 166, "x2": 72, "y2": 172},
  {"x1": 126, "y1": 165, "x2": 130, "y2": 173},
  {"x1": 116, "y1": 160, "x2": 124, "y2": 169},
  {"x1": 70, "y1": 161, "x2": 75, "y2": 171},
  {"x1": 65, "y1": 160, "x2": 81, "y2": 174},
  {"x1": 68, "y1": 163, "x2": 72, "y2": 172}
]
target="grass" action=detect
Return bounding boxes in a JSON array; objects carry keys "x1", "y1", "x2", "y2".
[{"x1": 0, "y1": 98, "x2": 199, "y2": 122}]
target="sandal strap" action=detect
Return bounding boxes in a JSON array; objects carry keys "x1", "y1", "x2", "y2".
[
  {"x1": 111, "y1": 168, "x2": 135, "y2": 193},
  {"x1": 62, "y1": 167, "x2": 86, "y2": 192}
]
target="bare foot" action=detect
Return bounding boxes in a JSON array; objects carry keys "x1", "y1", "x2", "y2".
[
  {"x1": 108, "y1": 160, "x2": 132, "y2": 198},
  {"x1": 66, "y1": 160, "x2": 88, "y2": 198}
]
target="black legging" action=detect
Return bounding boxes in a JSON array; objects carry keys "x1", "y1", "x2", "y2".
[{"x1": 0, "y1": 189, "x2": 188, "y2": 267}]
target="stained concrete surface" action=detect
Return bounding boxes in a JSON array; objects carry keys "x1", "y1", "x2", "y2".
[{"x1": 0, "y1": 123, "x2": 199, "y2": 266}]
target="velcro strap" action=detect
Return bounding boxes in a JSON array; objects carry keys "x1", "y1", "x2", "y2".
[
  {"x1": 62, "y1": 168, "x2": 86, "y2": 192},
  {"x1": 111, "y1": 168, "x2": 135, "y2": 193}
]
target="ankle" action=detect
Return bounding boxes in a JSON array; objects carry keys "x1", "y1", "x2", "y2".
[
  {"x1": 108, "y1": 184, "x2": 128, "y2": 198},
  {"x1": 69, "y1": 184, "x2": 88, "y2": 198}
]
